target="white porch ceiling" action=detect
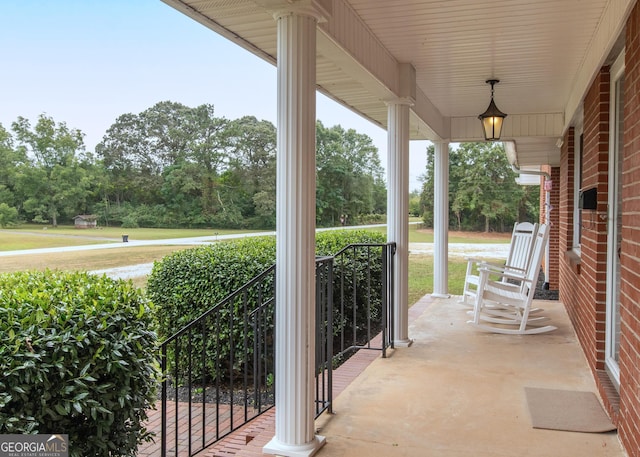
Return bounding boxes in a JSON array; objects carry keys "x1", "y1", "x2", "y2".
[{"x1": 162, "y1": 0, "x2": 635, "y2": 167}]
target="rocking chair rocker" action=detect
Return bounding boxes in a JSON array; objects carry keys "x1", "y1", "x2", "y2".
[{"x1": 467, "y1": 224, "x2": 556, "y2": 335}]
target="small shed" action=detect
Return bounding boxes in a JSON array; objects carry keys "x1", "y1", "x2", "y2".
[{"x1": 73, "y1": 215, "x2": 97, "y2": 229}]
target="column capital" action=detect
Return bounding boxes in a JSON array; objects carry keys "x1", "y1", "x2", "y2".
[
  {"x1": 256, "y1": 0, "x2": 330, "y2": 22},
  {"x1": 384, "y1": 97, "x2": 414, "y2": 107}
]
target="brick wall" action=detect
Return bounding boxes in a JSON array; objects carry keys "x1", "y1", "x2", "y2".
[
  {"x1": 559, "y1": 68, "x2": 610, "y2": 376},
  {"x1": 558, "y1": 126, "x2": 590, "y2": 353},
  {"x1": 619, "y1": 3, "x2": 640, "y2": 455},
  {"x1": 582, "y1": 67, "x2": 610, "y2": 371},
  {"x1": 557, "y1": 5, "x2": 640, "y2": 455}
]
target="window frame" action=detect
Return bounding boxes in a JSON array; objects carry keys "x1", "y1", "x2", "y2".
[{"x1": 572, "y1": 120, "x2": 584, "y2": 254}]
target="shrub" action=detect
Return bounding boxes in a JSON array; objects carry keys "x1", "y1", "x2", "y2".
[
  {"x1": 148, "y1": 237, "x2": 277, "y2": 384},
  {"x1": 354, "y1": 213, "x2": 387, "y2": 225},
  {"x1": 315, "y1": 229, "x2": 385, "y2": 255},
  {"x1": 149, "y1": 230, "x2": 387, "y2": 384},
  {"x1": 149, "y1": 236, "x2": 277, "y2": 338},
  {"x1": 0, "y1": 203, "x2": 19, "y2": 228},
  {"x1": 0, "y1": 270, "x2": 158, "y2": 457},
  {"x1": 120, "y1": 215, "x2": 139, "y2": 229},
  {"x1": 150, "y1": 231, "x2": 386, "y2": 338}
]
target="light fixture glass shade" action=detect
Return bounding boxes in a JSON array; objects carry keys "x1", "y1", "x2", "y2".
[{"x1": 478, "y1": 80, "x2": 507, "y2": 141}]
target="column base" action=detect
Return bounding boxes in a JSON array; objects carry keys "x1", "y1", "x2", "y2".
[
  {"x1": 393, "y1": 338, "x2": 413, "y2": 347},
  {"x1": 431, "y1": 293, "x2": 451, "y2": 299},
  {"x1": 263, "y1": 435, "x2": 326, "y2": 457}
]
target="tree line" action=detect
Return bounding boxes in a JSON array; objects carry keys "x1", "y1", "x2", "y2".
[
  {"x1": 0, "y1": 100, "x2": 539, "y2": 232},
  {"x1": 0, "y1": 101, "x2": 386, "y2": 229},
  {"x1": 418, "y1": 142, "x2": 540, "y2": 232}
]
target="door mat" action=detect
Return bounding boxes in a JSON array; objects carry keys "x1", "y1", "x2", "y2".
[{"x1": 524, "y1": 387, "x2": 616, "y2": 433}]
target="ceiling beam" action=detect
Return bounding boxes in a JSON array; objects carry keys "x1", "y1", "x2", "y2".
[
  {"x1": 451, "y1": 113, "x2": 564, "y2": 142},
  {"x1": 317, "y1": 0, "x2": 447, "y2": 139}
]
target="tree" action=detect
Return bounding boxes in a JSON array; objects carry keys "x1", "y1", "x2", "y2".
[
  {"x1": 419, "y1": 142, "x2": 539, "y2": 232},
  {"x1": 0, "y1": 203, "x2": 18, "y2": 227},
  {"x1": 11, "y1": 115, "x2": 90, "y2": 227},
  {"x1": 96, "y1": 102, "x2": 231, "y2": 227},
  {"x1": 409, "y1": 191, "x2": 422, "y2": 217},
  {"x1": 418, "y1": 144, "x2": 436, "y2": 226},
  {"x1": 316, "y1": 121, "x2": 386, "y2": 226},
  {"x1": 6, "y1": 102, "x2": 386, "y2": 230},
  {"x1": 454, "y1": 142, "x2": 525, "y2": 231},
  {"x1": 0, "y1": 124, "x2": 24, "y2": 213},
  {"x1": 225, "y1": 116, "x2": 277, "y2": 228}
]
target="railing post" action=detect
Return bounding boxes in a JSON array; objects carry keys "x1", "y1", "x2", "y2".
[
  {"x1": 389, "y1": 243, "x2": 396, "y2": 349},
  {"x1": 327, "y1": 257, "x2": 334, "y2": 414},
  {"x1": 161, "y1": 344, "x2": 167, "y2": 457},
  {"x1": 381, "y1": 244, "x2": 388, "y2": 358},
  {"x1": 174, "y1": 340, "x2": 179, "y2": 454},
  {"x1": 187, "y1": 329, "x2": 193, "y2": 457}
]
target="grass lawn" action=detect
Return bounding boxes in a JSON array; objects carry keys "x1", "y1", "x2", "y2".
[
  {"x1": 0, "y1": 225, "x2": 266, "y2": 251},
  {"x1": 0, "y1": 246, "x2": 194, "y2": 274},
  {"x1": 0, "y1": 231, "x2": 115, "y2": 251},
  {"x1": 366, "y1": 223, "x2": 511, "y2": 244},
  {"x1": 0, "y1": 247, "x2": 470, "y2": 307},
  {"x1": 1, "y1": 223, "x2": 508, "y2": 249},
  {"x1": 408, "y1": 254, "x2": 468, "y2": 305},
  {"x1": 0, "y1": 224, "x2": 500, "y2": 304}
]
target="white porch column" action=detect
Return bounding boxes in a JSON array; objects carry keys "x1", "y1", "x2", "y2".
[
  {"x1": 386, "y1": 99, "x2": 413, "y2": 347},
  {"x1": 432, "y1": 141, "x2": 450, "y2": 298},
  {"x1": 263, "y1": 7, "x2": 326, "y2": 457}
]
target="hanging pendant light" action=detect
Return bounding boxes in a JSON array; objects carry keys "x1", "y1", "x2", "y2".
[{"x1": 478, "y1": 79, "x2": 507, "y2": 141}]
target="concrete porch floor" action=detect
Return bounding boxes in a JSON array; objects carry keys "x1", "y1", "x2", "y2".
[
  {"x1": 311, "y1": 296, "x2": 626, "y2": 457},
  {"x1": 158, "y1": 295, "x2": 627, "y2": 457}
]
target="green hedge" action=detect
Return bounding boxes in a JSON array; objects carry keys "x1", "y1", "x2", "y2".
[
  {"x1": 149, "y1": 230, "x2": 386, "y2": 383},
  {"x1": 150, "y1": 231, "x2": 386, "y2": 339},
  {"x1": 315, "y1": 229, "x2": 385, "y2": 256},
  {"x1": 0, "y1": 270, "x2": 158, "y2": 457},
  {"x1": 149, "y1": 236, "x2": 277, "y2": 338},
  {"x1": 316, "y1": 230, "x2": 387, "y2": 341},
  {"x1": 148, "y1": 236, "x2": 277, "y2": 384}
]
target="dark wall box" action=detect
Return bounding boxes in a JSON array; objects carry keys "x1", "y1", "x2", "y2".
[{"x1": 579, "y1": 187, "x2": 598, "y2": 210}]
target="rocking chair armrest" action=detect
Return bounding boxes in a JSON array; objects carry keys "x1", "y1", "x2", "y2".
[
  {"x1": 479, "y1": 262, "x2": 526, "y2": 273},
  {"x1": 464, "y1": 257, "x2": 508, "y2": 269},
  {"x1": 478, "y1": 266, "x2": 531, "y2": 283}
]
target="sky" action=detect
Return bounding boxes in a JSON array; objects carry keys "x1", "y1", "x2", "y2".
[{"x1": 0, "y1": 0, "x2": 429, "y2": 191}]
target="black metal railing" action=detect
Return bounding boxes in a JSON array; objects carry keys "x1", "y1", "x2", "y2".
[
  {"x1": 314, "y1": 255, "x2": 334, "y2": 417},
  {"x1": 331, "y1": 243, "x2": 395, "y2": 361},
  {"x1": 160, "y1": 265, "x2": 276, "y2": 457},
  {"x1": 159, "y1": 242, "x2": 395, "y2": 456}
]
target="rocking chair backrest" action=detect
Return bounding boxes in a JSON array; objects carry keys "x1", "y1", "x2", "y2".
[
  {"x1": 459, "y1": 221, "x2": 539, "y2": 306},
  {"x1": 503, "y1": 222, "x2": 538, "y2": 279},
  {"x1": 523, "y1": 224, "x2": 550, "y2": 294},
  {"x1": 468, "y1": 222, "x2": 556, "y2": 334}
]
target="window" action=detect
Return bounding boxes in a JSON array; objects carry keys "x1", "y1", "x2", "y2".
[{"x1": 606, "y1": 50, "x2": 625, "y2": 388}]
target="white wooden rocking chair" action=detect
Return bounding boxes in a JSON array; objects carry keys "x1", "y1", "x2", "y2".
[
  {"x1": 467, "y1": 224, "x2": 557, "y2": 335},
  {"x1": 459, "y1": 221, "x2": 538, "y2": 307}
]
